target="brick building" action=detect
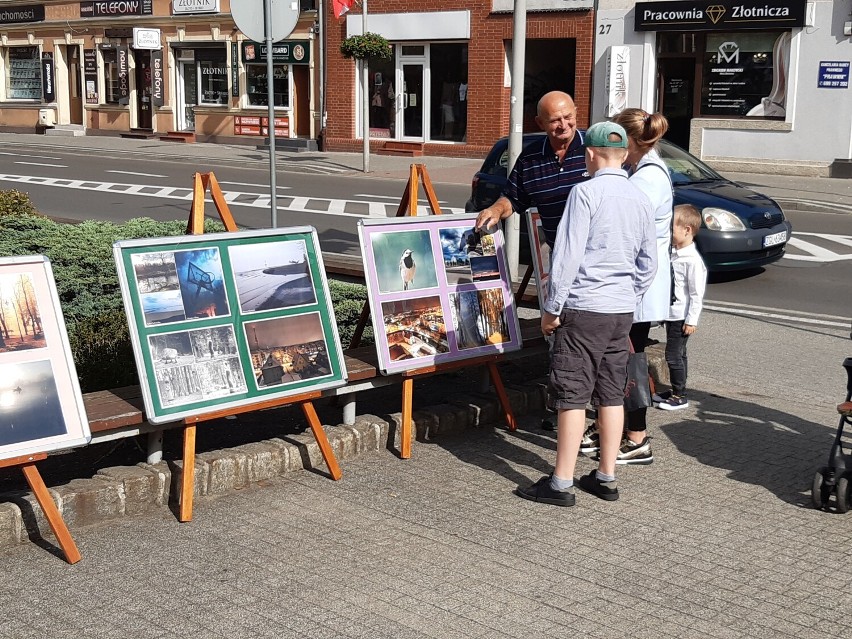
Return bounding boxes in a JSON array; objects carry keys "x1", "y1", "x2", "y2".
[{"x1": 323, "y1": 0, "x2": 595, "y2": 157}]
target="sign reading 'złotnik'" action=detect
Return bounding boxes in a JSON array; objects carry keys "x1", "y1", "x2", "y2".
[{"x1": 634, "y1": 1, "x2": 807, "y2": 31}]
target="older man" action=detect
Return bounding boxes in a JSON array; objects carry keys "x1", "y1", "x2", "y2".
[
  {"x1": 475, "y1": 91, "x2": 588, "y2": 247},
  {"x1": 476, "y1": 91, "x2": 590, "y2": 430}
]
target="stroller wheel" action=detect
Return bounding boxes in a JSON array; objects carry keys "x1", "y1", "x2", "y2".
[
  {"x1": 812, "y1": 469, "x2": 829, "y2": 509},
  {"x1": 836, "y1": 476, "x2": 851, "y2": 514}
]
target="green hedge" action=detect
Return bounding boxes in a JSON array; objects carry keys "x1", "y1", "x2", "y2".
[{"x1": 0, "y1": 192, "x2": 373, "y2": 392}]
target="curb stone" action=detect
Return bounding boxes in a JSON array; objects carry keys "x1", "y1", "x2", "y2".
[{"x1": 0, "y1": 350, "x2": 667, "y2": 552}]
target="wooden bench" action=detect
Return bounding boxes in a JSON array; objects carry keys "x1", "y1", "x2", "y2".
[{"x1": 82, "y1": 319, "x2": 549, "y2": 463}]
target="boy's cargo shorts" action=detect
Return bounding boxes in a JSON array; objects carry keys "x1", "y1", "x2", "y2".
[{"x1": 547, "y1": 308, "x2": 633, "y2": 411}]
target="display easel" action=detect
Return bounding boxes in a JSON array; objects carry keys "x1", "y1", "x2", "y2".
[
  {"x1": 349, "y1": 165, "x2": 516, "y2": 459},
  {"x1": 176, "y1": 172, "x2": 342, "y2": 523},
  {"x1": 0, "y1": 453, "x2": 81, "y2": 564}
]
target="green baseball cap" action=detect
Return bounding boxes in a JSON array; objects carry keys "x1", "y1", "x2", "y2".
[{"x1": 585, "y1": 121, "x2": 628, "y2": 148}]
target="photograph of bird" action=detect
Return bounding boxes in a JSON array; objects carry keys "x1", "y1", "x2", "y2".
[{"x1": 399, "y1": 249, "x2": 416, "y2": 290}]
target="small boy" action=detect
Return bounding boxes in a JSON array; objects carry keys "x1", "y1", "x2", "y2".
[
  {"x1": 656, "y1": 203, "x2": 708, "y2": 411},
  {"x1": 516, "y1": 121, "x2": 656, "y2": 507}
]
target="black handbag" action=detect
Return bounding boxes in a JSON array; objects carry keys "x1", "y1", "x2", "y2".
[{"x1": 624, "y1": 339, "x2": 653, "y2": 412}]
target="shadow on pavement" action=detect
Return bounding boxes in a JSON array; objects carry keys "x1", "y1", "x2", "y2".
[{"x1": 660, "y1": 389, "x2": 834, "y2": 508}]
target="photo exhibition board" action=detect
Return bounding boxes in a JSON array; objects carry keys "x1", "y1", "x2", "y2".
[
  {"x1": 0, "y1": 255, "x2": 91, "y2": 460},
  {"x1": 526, "y1": 211, "x2": 551, "y2": 310},
  {"x1": 114, "y1": 227, "x2": 347, "y2": 424},
  {"x1": 359, "y1": 213, "x2": 523, "y2": 375}
]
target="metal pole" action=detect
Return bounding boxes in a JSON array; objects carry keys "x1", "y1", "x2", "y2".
[
  {"x1": 264, "y1": 0, "x2": 278, "y2": 227},
  {"x1": 362, "y1": 0, "x2": 370, "y2": 173},
  {"x1": 506, "y1": 0, "x2": 527, "y2": 281}
]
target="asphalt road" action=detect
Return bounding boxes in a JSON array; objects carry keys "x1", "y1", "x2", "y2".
[{"x1": 1, "y1": 138, "x2": 851, "y2": 326}]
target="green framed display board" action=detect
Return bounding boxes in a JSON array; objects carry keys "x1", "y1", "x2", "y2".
[{"x1": 114, "y1": 227, "x2": 347, "y2": 425}]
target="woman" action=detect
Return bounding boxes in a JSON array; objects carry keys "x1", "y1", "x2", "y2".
[{"x1": 611, "y1": 108, "x2": 673, "y2": 466}]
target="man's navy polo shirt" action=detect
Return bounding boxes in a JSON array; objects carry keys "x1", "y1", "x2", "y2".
[{"x1": 504, "y1": 131, "x2": 588, "y2": 246}]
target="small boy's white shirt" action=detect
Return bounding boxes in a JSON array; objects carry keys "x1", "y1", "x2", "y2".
[{"x1": 667, "y1": 241, "x2": 708, "y2": 325}]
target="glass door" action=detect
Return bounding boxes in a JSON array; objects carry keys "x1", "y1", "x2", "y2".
[
  {"x1": 396, "y1": 57, "x2": 425, "y2": 141},
  {"x1": 177, "y1": 60, "x2": 198, "y2": 131}
]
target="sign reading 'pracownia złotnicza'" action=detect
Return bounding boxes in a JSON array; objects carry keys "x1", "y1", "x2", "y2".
[{"x1": 634, "y1": 1, "x2": 807, "y2": 31}]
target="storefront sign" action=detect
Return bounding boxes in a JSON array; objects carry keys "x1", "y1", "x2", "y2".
[
  {"x1": 151, "y1": 49, "x2": 164, "y2": 106},
  {"x1": 41, "y1": 53, "x2": 55, "y2": 103},
  {"x1": 172, "y1": 0, "x2": 219, "y2": 14},
  {"x1": 117, "y1": 46, "x2": 130, "y2": 105},
  {"x1": 0, "y1": 4, "x2": 45, "y2": 23},
  {"x1": 605, "y1": 46, "x2": 630, "y2": 117},
  {"x1": 231, "y1": 42, "x2": 239, "y2": 97},
  {"x1": 84, "y1": 49, "x2": 99, "y2": 104},
  {"x1": 818, "y1": 61, "x2": 850, "y2": 89},
  {"x1": 242, "y1": 41, "x2": 310, "y2": 65},
  {"x1": 634, "y1": 1, "x2": 807, "y2": 32},
  {"x1": 234, "y1": 115, "x2": 289, "y2": 137},
  {"x1": 80, "y1": 1, "x2": 153, "y2": 18},
  {"x1": 133, "y1": 27, "x2": 161, "y2": 50}
]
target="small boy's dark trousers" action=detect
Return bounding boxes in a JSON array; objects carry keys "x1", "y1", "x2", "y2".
[{"x1": 665, "y1": 320, "x2": 690, "y2": 397}]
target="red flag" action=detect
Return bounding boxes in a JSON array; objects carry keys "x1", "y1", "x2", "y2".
[{"x1": 332, "y1": 0, "x2": 354, "y2": 19}]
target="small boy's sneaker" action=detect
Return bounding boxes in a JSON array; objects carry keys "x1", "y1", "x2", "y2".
[
  {"x1": 577, "y1": 471, "x2": 619, "y2": 501},
  {"x1": 658, "y1": 395, "x2": 689, "y2": 411},
  {"x1": 579, "y1": 422, "x2": 600, "y2": 453},
  {"x1": 516, "y1": 475, "x2": 576, "y2": 507},
  {"x1": 615, "y1": 436, "x2": 654, "y2": 465},
  {"x1": 652, "y1": 390, "x2": 672, "y2": 404}
]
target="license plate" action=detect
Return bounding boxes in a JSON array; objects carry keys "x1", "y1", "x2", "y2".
[{"x1": 763, "y1": 230, "x2": 787, "y2": 248}]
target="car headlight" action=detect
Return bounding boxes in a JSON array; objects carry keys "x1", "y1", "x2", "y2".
[{"x1": 702, "y1": 207, "x2": 746, "y2": 232}]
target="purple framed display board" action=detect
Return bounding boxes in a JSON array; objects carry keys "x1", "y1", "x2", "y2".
[
  {"x1": 358, "y1": 213, "x2": 523, "y2": 375},
  {"x1": 0, "y1": 255, "x2": 91, "y2": 460}
]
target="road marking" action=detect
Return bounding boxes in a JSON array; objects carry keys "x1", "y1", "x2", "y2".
[
  {"x1": 0, "y1": 152, "x2": 63, "y2": 160},
  {"x1": 353, "y1": 193, "x2": 452, "y2": 205},
  {"x1": 777, "y1": 198, "x2": 852, "y2": 214},
  {"x1": 218, "y1": 181, "x2": 291, "y2": 190},
  {"x1": 705, "y1": 300, "x2": 849, "y2": 329},
  {"x1": 106, "y1": 170, "x2": 168, "y2": 178},
  {"x1": 785, "y1": 233, "x2": 852, "y2": 262},
  {"x1": 14, "y1": 162, "x2": 67, "y2": 168},
  {"x1": 0, "y1": 172, "x2": 464, "y2": 219}
]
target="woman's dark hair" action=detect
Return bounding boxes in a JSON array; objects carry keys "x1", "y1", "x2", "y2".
[{"x1": 612, "y1": 108, "x2": 669, "y2": 151}]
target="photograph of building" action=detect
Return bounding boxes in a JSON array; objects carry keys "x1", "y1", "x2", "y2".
[{"x1": 381, "y1": 296, "x2": 449, "y2": 361}]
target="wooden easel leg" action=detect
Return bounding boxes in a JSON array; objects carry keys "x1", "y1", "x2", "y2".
[
  {"x1": 301, "y1": 401, "x2": 343, "y2": 480},
  {"x1": 401, "y1": 377, "x2": 414, "y2": 459},
  {"x1": 179, "y1": 425, "x2": 196, "y2": 523},
  {"x1": 20, "y1": 464, "x2": 81, "y2": 564},
  {"x1": 487, "y1": 362, "x2": 517, "y2": 432}
]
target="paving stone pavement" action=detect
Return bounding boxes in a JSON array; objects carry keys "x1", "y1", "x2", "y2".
[{"x1": 2, "y1": 370, "x2": 852, "y2": 639}]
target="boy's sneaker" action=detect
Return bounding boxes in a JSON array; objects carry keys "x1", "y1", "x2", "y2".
[
  {"x1": 541, "y1": 413, "x2": 557, "y2": 431},
  {"x1": 579, "y1": 422, "x2": 600, "y2": 453},
  {"x1": 516, "y1": 475, "x2": 576, "y2": 507},
  {"x1": 652, "y1": 390, "x2": 672, "y2": 403},
  {"x1": 615, "y1": 436, "x2": 654, "y2": 465},
  {"x1": 577, "y1": 471, "x2": 619, "y2": 501},
  {"x1": 658, "y1": 395, "x2": 689, "y2": 411}
]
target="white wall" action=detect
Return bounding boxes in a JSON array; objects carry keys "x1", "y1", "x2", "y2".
[
  {"x1": 591, "y1": 0, "x2": 852, "y2": 165},
  {"x1": 701, "y1": 0, "x2": 852, "y2": 163}
]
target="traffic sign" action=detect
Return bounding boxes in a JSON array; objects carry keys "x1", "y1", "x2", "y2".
[{"x1": 231, "y1": 0, "x2": 300, "y2": 43}]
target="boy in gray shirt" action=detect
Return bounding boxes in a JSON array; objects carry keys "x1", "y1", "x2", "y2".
[{"x1": 517, "y1": 121, "x2": 656, "y2": 506}]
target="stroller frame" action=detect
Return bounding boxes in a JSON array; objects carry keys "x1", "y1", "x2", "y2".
[{"x1": 811, "y1": 357, "x2": 852, "y2": 512}]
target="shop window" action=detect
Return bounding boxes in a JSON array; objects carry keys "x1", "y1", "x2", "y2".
[
  {"x1": 198, "y1": 50, "x2": 228, "y2": 105},
  {"x1": 368, "y1": 56, "x2": 396, "y2": 139},
  {"x1": 4, "y1": 46, "x2": 42, "y2": 100},
  {"x1": 701, "y1": 31, "x2": 789, "y2": 118},
  {"x1": 429, "y1": 43, "x2": 468, "y2": 142},
  {"x1": 102, "y1": 49, "x2": 121, "y2": 104},
  {"x1": 246, "y1": 63, "x2": 289, "y2": 108}
]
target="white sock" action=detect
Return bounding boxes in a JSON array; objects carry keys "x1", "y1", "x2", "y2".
[{"x1": 550, "y1": 474, "x2": 574, "y2": 491}]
